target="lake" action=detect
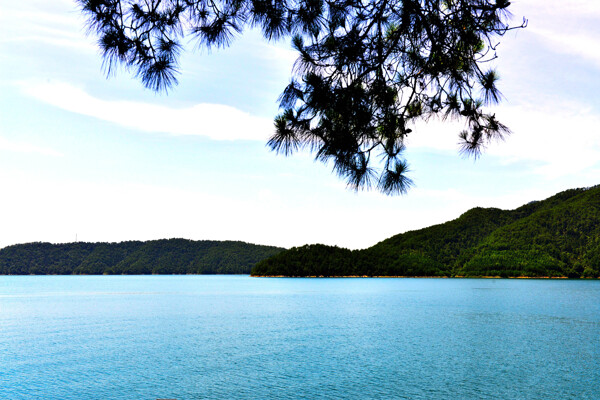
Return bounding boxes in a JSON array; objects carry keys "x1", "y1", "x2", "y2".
[{"x1": 1, "y1": 276, "x2": 599, "y2": 399}]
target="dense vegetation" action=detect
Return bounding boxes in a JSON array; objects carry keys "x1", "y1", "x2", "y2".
[
  {"x1": 253, "y1": 185, "x2": 600, "y2": 278},
  {"x1": 0, "y1": 239, "x2": 284, "y2": 275}
]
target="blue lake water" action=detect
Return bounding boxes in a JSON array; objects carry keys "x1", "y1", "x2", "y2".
[{"x1": 1, "y1": 276, "x2": 599, "y2": 399}]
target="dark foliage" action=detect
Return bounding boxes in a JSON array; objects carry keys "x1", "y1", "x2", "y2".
[
  {"x1": 252, "y1": 185, "x2": 600, "y2": 277},
  {"x1": 0, "y1": 239, "x2": 283, "y2": 275},
  {"x1": 78, "y1": 0, "x2": 525, "y2": 194},
  {"x1": 252, "y1": 244, "x2": 354, "y2": 276}
]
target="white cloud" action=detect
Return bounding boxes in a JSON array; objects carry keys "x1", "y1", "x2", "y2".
[
  {"x1": 0, "y1": 171, "x2": 526, "y2": 250},
  {"x1": 508, "y1": 0, "x2": 600, "y2": 69},
  {"x1": 403, "y1": 117, "x2": 464, "y2": 152},
  {"x1": 21, "y1": 81, "x2": 274, "y2": 141},
  {"x1": 487, "y1": 104, "x2": 600, "y2": 178},
  {"x1": 0, "y1": 1, "x2": 94, "y2": 52},
  {"x1": 528, "y1": 27, "x2": 600, "y2": 69},
  {"x1": 515, "y1": 0, "x2": 600, "y2": 21},
  {"x1": 399, "y1": 100, "x2": 600, "y2": 180},
  {"x1": 244, "y1": 31, "x2": 298, "y2": 68},
  {"x1": 0, "y1": 137, "x2": 63, "y2": 157},
  {"x1": 0, "y1": 173, "x2": 382, "y2": 250}
]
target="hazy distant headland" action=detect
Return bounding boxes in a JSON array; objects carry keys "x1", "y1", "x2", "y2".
[
  {"x1": 252, "y1": 185, "x2": 600, "y2": 279},
  {"x1": 0, "y1": 239, "x2": 284, "y2": 275}
]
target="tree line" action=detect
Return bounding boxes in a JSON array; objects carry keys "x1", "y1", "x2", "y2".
[
  {"x1": 0, "y1": 239, "x2": 284, "y2": 275},
  {"x1": 252, "y1": 185, "x2": 600, "y2": 278}
]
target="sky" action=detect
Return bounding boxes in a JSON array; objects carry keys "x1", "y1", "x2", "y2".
[{"x1": 0, "y1": 0, "x2": 599, "y2": 250}]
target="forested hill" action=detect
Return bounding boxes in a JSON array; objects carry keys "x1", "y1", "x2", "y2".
[
  {"x1": 252, "y1": 185, "x2": 600, "y2": 278},
  {"x1": 0, "y1": 239, "x2": 284, "y2": 275}
]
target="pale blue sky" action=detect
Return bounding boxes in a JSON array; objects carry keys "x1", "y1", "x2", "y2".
[{"x1": 1, "y1": 0, "x2": 599, "y2": 250}]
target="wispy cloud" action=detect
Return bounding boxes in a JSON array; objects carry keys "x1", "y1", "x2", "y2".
[
  {"x1": 0, "y1": 1, "x2": 94, "y2": 52},
  {"x1": 528, "y1": 27, "x2": 600, "y2": 69},
  {"x1": 510, "y1": 0, "x2": 600, "y2": 69},
  {"x1": 0, "y1": 137, "x2": 63, "y2": 157},
  {"x1": 517, "y1": 0, "x2": 600, "y2": 21},
  {"x1": 21, "y1": 81, "x2": 274, "y2": 141}
]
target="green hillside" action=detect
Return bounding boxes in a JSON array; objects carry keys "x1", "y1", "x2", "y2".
[
  {"x1": 0, "y1": 239, "x2": 284, "y2": 275},
  {"x1": 252, "y1": 185, "x2": 600, "y2": 278}
]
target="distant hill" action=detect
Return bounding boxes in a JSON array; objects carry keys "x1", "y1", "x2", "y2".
[
  {"x1": 0, "y1": 239, "x2": 284, "y2": 275},
  {"x1": 252, "y1": 185, "x2": 600, "y2": 278}
]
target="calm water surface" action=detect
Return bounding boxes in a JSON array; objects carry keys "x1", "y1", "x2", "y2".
[{"x1": 1, "y1": 276, "x2": 599, "y2": 399}]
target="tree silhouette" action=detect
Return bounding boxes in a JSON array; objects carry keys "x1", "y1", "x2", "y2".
[{"x1": 78, "y1": 0, "x2": 526, "y2": 194}]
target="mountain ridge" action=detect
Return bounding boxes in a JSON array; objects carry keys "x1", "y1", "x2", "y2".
[{"x1": 252, "y1": 185, "x2": 600, "y2": 278}]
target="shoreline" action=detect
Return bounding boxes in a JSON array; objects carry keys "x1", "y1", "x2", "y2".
[
  {"x1": 251, "y1": 275, "x2": 589, "y2": 279},
  {"x1": 1, "y1": 274, "x2": 596, "y2": 279}
]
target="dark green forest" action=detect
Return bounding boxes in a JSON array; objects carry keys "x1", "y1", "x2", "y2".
[
  {"x1": 0, "y1": 239, "x2": 284, "y2": 275},
  {"x1": 252, "y1": 185, "x2": 600, "y2": 278}
]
